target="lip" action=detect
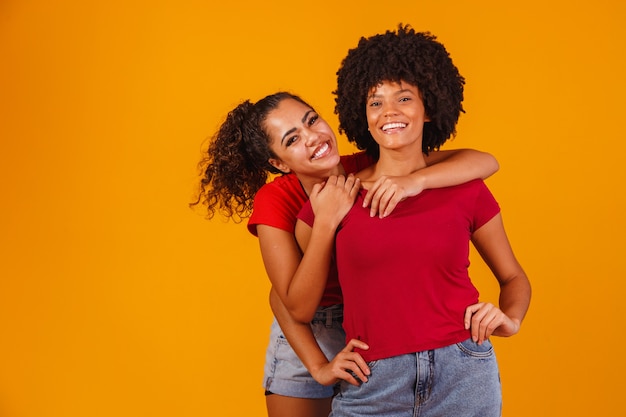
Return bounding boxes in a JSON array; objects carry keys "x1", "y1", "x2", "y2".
[
  {"x1": 311, "y1": 141, "x2": 331, "y2": 160},
  {"x1": 381, "y1": 122, "x2": 407, "y2": 133}
]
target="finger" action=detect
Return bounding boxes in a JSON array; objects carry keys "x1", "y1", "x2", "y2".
[
  {"x1": 471, "y1": 304, "x2": 495, "y2": 343},
  {"x1": 339, "y1": 370, "x2": 362, "y2": 387},
  {"x1": 464, "y1": 303, "x2": 482, "y2": 330},
  {"x1": 464, "y1": 307, "x2": 474, "y2": 330},
  {"x1": 369, "y1": 187, "x2": 389, "y2": 217},
  {"x1": 343, "y1": 174, "x2": 355, "y2": 191},
  {"x1": 350, "y1": 353, "x2": 371, "y2": 377},
  {"x1": 470, "y1": 307, "x2": 489, "y2": 334},
  {"x1": 343, "y1": 338, "x2": 369, "y2": 352},
  {"x1": 349, "y1": 178, "x2": 361, "y2": 197},
  {"x1": 334, "y1": 353, "x2": 369, "y2": 383},
  {"x1": 344, "y1": 361, "x2": 368, "y2": 383},
  {"x1": 480, "y1": 310, "x2": 505, "y2": 343},
  {"x1": 340, "y1": 341, "x2": 371, "y2": 380},
  {"x1": 381, "y1": 192, "x2": 403, "y2": 218},
  {"x1": 377, "y1": 189, "x2": 397, "y2": 218},
  {"x1": 362, "y1": 179, "x2": 382, "y2": 208},
  {"x1": 311, "y1": 182, "x2": 324, "y2": 197},
  {"x1": 468, "y1": 304, "x2": 489, "y2": 342}
]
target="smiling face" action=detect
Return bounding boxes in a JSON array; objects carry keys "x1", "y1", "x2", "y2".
[
  {"x1": 263, "y1": 98, "x2": 341, "y2": 181},
  {"x1": 366, "y1": 80, "x2": 430, "y2": 153}
]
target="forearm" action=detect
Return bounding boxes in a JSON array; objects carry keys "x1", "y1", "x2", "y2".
[
  {"x1": 419, "y1": 149, "x2": 499, "y2": 190},
  {"x1": 269, "y1": 289, "x2": 330, "y2": 374},
  {"x1": 284, "y1": 222, "x2": 336, "y2": 322},
  {"x1": 258, "y1": 224, "x2": 334, "y2": 324},
  {"x1": 498, "y1": 271, "x2": 532, "y2": 326}
]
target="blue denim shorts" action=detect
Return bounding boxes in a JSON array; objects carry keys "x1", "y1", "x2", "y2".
[
  {"x1": 263, "y1": 304, "x2": 346, "y2": 399},
  {"x1": 331, "y1": 338, "x2": 501, "y2": 417}
]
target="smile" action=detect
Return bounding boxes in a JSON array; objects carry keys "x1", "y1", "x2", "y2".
[
  {"x1": 312, "y1": 142, "x2": 330, "y2": 160},
  {"x1": 382, "y1": 122, "x2": 407, "y2": 132}
]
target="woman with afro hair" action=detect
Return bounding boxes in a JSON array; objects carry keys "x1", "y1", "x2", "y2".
[{"x1": 297, "y1": 25, "x2": 531, "y2": 416}]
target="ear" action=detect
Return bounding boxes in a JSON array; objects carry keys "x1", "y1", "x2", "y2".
[{"x1": 268, "y1": 158, "x2": 291, "y2": 174}]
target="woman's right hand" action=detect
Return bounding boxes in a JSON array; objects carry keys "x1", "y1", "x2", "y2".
[
  {"x1": 309, "y1": 174, "x2": 360, "y2": 228},
  {"x1": 310, "y1": 338, "x2": 371, "y2": 386}
]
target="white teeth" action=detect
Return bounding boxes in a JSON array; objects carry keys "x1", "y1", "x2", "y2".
[
  {"x1": 313, "y1": 142, "x2": 329, "y2": 159},
  {"x1": 382, "y1": 122, "x2": 406, "y2": 131}
]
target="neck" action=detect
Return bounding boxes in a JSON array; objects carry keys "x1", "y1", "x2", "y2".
[
  {"x1": 373, "y1": 144, "x2": 426, "y2": 178},
  {"x1": 297, "y1": 163, "x2": 346, "y2": 196}
]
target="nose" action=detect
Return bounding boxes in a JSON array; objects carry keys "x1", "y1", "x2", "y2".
[
  {"x1": 303, "y1": 127, "x2": 320, "y2": 146},
  {"x1": 382, "y1": 101, "x2": 398, "y2": 118}
]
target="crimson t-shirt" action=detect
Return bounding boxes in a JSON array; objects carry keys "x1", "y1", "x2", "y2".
[{"x1": 298, "y1": 179, "x2": 500, "y2": 360}]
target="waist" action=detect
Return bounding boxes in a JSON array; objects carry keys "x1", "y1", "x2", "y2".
[{"x1": 312, "y1": 304, "x2": 343, "y2": 325}]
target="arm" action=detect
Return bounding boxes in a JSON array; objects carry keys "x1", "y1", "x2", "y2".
[
  {"x1": 270, "y1": 287, "x2": 370, "y2": 386},
  {"x1": 258, "y1": 175, "x2": 359, "y2": 323},
  {"x1": 363, "y1": 148, "x2": 499, "y2": 218},
  {"x1": 464, "y1": 213, "x2": 532, "y2": 344}
]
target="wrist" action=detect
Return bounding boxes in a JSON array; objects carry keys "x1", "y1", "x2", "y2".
[
  {"x1": 308, "y1": 360, "x2": 328, "y2": 377},
  {"x1": 312, "y1": 217, "x2": 341, "y2": 234},
  {"x1": 408, "y1": 170, "x2": 427, "y2": 195}
]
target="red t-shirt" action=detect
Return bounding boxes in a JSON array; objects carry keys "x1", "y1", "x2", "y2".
[
  {"x1": 247, "y1": 151, "x2": 373, "y2": 306},
  {"x1": 298, "y1": 179, "x2": 500, "y2": 360}
]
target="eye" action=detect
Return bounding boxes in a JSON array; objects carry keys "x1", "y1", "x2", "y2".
[
  {"x1": 285, "y1": 135, "x2": 298, "y2": 146},
  {"x1": 307, "y1": 114, "x2": 319, "y2": 126},
  {"x1": 399, "y1": 96, "x2": 412, "y2": 102},
  {"x1": 368, "y1": 101, "x2": 381, "y2": 107}
]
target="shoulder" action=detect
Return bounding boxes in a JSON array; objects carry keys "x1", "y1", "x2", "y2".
[
  {"x1": 425, "y1": 179, "x2": 495, "y2": 206},
  {"x1": 247, "y1": 174, "x2": 308, "y2": 236},
  {"x1": 340, "y1": 151, "x2": 374, "y2": 174},
  {"x1": 255, "y1": 174, "x2": 305, "y2": 202},
  {"x1": 443, "y1": 178, "x2": 488, "y2": 194}
]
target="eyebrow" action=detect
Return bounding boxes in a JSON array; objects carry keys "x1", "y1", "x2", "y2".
[
  {"x1": 281, "y1": 110, "x2": 314, "y2": 145},
  {"x1": 368, "y1": 87, "x2": 415, "y2": 100}
]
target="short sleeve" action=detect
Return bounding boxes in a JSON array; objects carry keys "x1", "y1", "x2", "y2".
[
  {"x1": 471, "y1": 180, "x2": 501, "y2": 232},
  {"x1": 247, "y1": 174, "x2": 307, "y2": 236}
]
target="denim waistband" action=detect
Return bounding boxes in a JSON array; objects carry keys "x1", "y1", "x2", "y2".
[{"x1": 312, "y1": 304, "x2": 343, "y2": 327}]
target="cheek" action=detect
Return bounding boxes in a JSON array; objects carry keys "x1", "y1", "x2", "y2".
[
  {"x1": 281, "y1": 147, "x2": 307, "y2": 166},
  {"x1": 366, "y1": 113, "x2": 377, "y2": 129},
  {"x1": 320, "y1": 122, "x2": 336, "y2": 137}
]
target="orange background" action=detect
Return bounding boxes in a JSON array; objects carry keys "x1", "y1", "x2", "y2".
[{"x1": 1, "y1": 1, "x2": 625, "y2": 416}]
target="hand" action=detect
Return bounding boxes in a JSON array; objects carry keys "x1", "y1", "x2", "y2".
[
  {"x1": 464, "y1": 302, "x2": 521, "y2": 344},
  {"x1": 310, "y1": 339, "x2": 371, "y2": 386},
  {"x1": 309, "y1": 175, "x2": 360, "y2": 228},
  {"x1": 362, "y1": 174, "x2": 425, "y2": 218}
]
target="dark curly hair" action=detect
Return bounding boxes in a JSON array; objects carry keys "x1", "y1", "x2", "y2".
[
  {"x1": 191, "y1": 92, "x2": 311, "y2": 222},
  {"x1": 334, "y1": 24, "x2": 465, "y2": 159}
]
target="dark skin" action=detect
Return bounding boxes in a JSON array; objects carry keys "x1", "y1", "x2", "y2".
[{"x1": 257, "y1": 98, "x2": 500, "y2": 417}]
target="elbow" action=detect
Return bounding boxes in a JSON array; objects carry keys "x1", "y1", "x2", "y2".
[
  {"x1": 480, "y1": 152, "x2": 500, "y2": 179},
  {"x1": 487, "y1": 153, "x2": 500, "y2": 177},
  {"x1": 289, "y1": 306, "x2": 315, "y2": 324}
]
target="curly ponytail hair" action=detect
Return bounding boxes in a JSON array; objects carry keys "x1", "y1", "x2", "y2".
[
  {"x1": 191, "y1": 92, "x2": 311, "y2": 222},
  {"x1": 334, "y1": 24, "x2": 465, "y2": 159}
]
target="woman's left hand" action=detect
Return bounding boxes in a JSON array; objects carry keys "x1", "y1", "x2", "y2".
[{"x1": 464, "y1": 302, "x2": 521, "y2": 344}]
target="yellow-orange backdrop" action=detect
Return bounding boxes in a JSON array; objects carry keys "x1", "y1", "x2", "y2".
[{"x1": 1, "y1": 1, "x2": 625, "y2": 416}]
